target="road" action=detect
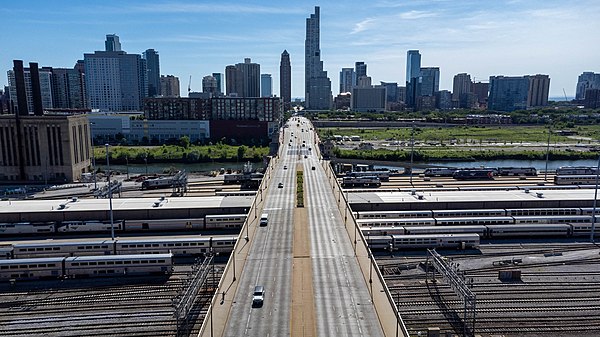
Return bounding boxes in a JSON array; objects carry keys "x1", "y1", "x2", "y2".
[{"x1": 222, "y1": 116, "x2": 383, "y2": 337}]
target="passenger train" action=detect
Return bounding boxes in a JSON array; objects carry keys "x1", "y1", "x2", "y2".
[
  {"x1": 0, "y1": 254, "x2": 173, "y2": 281},
  {"x1": 555, "y1": 166, "x2": 599, "y2": 175},
  {"x1": 341, "y1": 176, "x2": 381, "y2": 188},
  {"x1": 554, "y1": 175, "x2": 600, "y2": 185},
  {"x1": 367, "y1": 234, "x2": 480, "y2": 251},
  {"x1": 0, "y1": 214, "x2": 247, "y2": 236},
  {"x1": 1, "y1": 235, "x2": 237, "y2": 260},
  {"x1": 354, "y1": 207, "x2": 600, "y2": 219}
]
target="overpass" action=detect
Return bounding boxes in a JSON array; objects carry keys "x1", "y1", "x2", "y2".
[{"x1": 199, "y1": 117, "x2": 407, "y2": 336}]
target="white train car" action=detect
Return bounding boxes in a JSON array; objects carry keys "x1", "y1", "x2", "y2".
[
  {"x1": 361, "y1": 226, "x2": 406, "y2": 236},
  {"x1": 357, "y1": 218, "x2": 436, "y2": 227},
  {"x1": 12, "y1": 240, "x2": 115, "y2": 259},
  {"x1": 124, "y1": 218, "x2": 204, "y2": 231},
  {"x1": 65, "y1": 254, "x2": 173, "y2": 278},
  {"x1": 555, "y1": 166, "x2": 598, "y2": 175},
  {"x1": 506, "y1": 208, "x2": 582, "y2": 216},
  {"x1": 204, "y1": 214, "x2": 246, "y2": 229},
  {"x1": 434, "y1": 216, "x2": 514, "y2": 226},
  {"x1": 0, "y1": 222, "x2": 55, "y2": 235},
  {"x1": 512, "y1": 215, "x2": 594, "y2": 224},
  {"x1": 432, "y1": 209, "x2": 506, "y2": 217},
  {"x1": 554, "y1": 175, "x2": 599, "y2": 185},
  {"x1": 487, "y1": 224, "x2": 571, "y2": 238},
  {"x1": 390, "y1": 234, "x2": 480, "y2": 250},
  {"x1": 570, "y1": 223, "x2": 595, "y2": 236},
  {"x1": 0, "y1": 257, "x2": 65, "y2": 280},
  {"x1": 57, "y1": 220, "x2": 124, "y2": 233},
  {"x1": 116, "y1": 236, "x2": 237, "y2": 256},
  {"x1": 403, "y1": 225, "x2": 487, "y2": 237},
  {"x1": 354, "y1": 210, "x2": 433, "y2": 219}
]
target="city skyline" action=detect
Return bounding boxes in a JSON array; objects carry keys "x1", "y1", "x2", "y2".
[{"x1": 2, "y1": 1, "x2": 600, "y2": 99}]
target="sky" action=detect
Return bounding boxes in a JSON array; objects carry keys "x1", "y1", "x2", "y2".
[{"x1": 2, "y1": 0, "x2": 599, "y2": 99}]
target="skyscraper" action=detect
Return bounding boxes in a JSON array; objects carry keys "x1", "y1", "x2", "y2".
[
  {"x1": 355, "y1": 61, "x2": 367, "y2": 86},
  {"x1": 105, "y1": 34, "x2": 121, "y2": 52},
  {"x1": 7, "y1": 62, "x2": 53, "y2": 115},
  {"x1": 212, "y1": 73, "x2": 224, "y2": 94},
  {"x1": 225, "y1": 65, "x2": 240, "y2": 96},
  {"x1": 419, "y1": 67, "x2": 439, "y2": 97},
  {"x1": 202, "y1": 75, "x2": 218, "y2": 95},
  {"x1": 576, "y1": 72, "x2": 600, "y2": 100},
  {"x1": 305, "y1": 6, "x2": 332, "y2": 110},
  {"x1": 261, "y1": 74, "x2": 272, "y2": 97},
  {"x1": 226, "y1": 58, "x2": 260, "y2": 97},
  {"x1": 160, "y1": 75, "x2": 180, "y2": 97},
  {"x1": 143, "y1": 49, "x2": 160, "y2": 97},
  {"x1": 406, "y1": 50, "x2": 421, "y2": 108},
  {"x1": 84, "y1": 38, "x2": 147, "y2": 111},
  {"x1": 51, "y1": 67, "x2": 87, "y2": 109},
  {"x1": 488, "y1": 76, "x2": 529, "y2": 111},
  {"x1": 279, "y1": 50, "x2": 291, "y2": 110},
  {"x1": 452, "y1": 73, "x2": 472, "y2": 101},
  {"x1": 339, "y1": 68, "x2": 354, "y2": 93},
  {"x1": 527, "y1": 74, "x2": 550, "y2": 107}
]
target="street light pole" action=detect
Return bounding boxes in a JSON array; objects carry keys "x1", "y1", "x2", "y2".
[
  {"x1": 544, "y1": 122, "x2": 551, "y2": 182},
  {"x1": 106, "y1": 144, "x2": 115, "y2": 241},
  {"x1": 590, "y1": 155, "x2": 600, "y2": 243},
  {"x1": 410, "y1": 123, "x2": 415, "y2": 186}
]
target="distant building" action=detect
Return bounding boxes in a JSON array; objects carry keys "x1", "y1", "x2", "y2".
[
  {"x1": 339, "y1": 68, "x2": 354, "y2": 94},
  {"x1": 212, "y1": 73, "x2": 224, "y2": 95},
  {"x1": 143, "y1": 49, "x2": 160, "y2": 97},
  {"x1": 305, "y1": 6, "x2": 332, "y2": 110},
  {"x1": 453, "y1": 73, "x2": 472, "y2": 107},
  {"x1": 160, "y1": 75, "x2": 180, "y2": 97},
  {"x1": 334, "y1": 92, "x2": 351, "y2": 110},
  {"x1": 51, "y1": 67, "x2": 87, "y2": 109},
  {"x1": 488, "y1": 76, "x2": 530, "y2": 111},
  {"x1": 405, "y1": 50, "x2": 421, "y2": 108},
  {"x1": 225, "y1": 65, "x2": 240, "y2": 96},
  {"x1": 419, "y1": 67, "x2": 440, "y2": 97},
  {"x1": 576, "y1": 72, "x2": 600, "y2": 100},
  {"x1": 261, "y1": 74, "x2": 272, "y2": 97},
  {"x1": 351, "y1": 87, "x2": 386, "y2": 112},
  {"x1": 417, "y1": 95, "x2": 436, "y2": 111},
  {"x1": 130, "y1": 119, "x2": 210, "y2": 144},
  {"x1": 357, "y1": 76, "x2": 372, "y2": 88},
  {"x1": 379, "y1": 82, "x2": 398, "y2": 104},
  {"x1": 527, "y1": 74, "x2": 550, "y2": 107},
  {"x1": 202, "y1": 75, "x2": 218, "y2": 96},
  {"x1": 279, "y1": 50, "x2": 291, "y2": 110},
  {"x1": 436, "y1": 90, "x2": 452, "y2": 110},
  {"x1": 355, "y1": 62, "x2": 367, "y2": 86},
  {"x1": 145, "y1": 97, "x2": 210, "y2": 120},
  {"x1": 397, "y1": 86, "x2": 406, "y2": 104},
  {"x1": 583, "y1": 89, "x2": 600, "y2": 109},
  {"x1": 7, "y1": 63, "x2": 54, "y2": 114},
  {"x1": 471, "y1": 82, "x2": 489, "y2": 106},
  {"x1": 84, "y1": 36, "x2": 148, "y2": 111}
]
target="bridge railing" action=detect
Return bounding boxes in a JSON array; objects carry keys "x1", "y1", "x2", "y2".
[
  {"x1": 198, "y1": 156, "x2": 277, "y2": 337},
  {"x1": 324, "y1": 160, "x2": 410, "y2": 337}
]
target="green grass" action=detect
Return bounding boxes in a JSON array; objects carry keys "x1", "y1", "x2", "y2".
[
  {"x1": 94, "y1": 144, "x2": 269, "y2": 164},
  {"x1": 296, "y1": 171, "x2": 304, "y2": 208},
  {"x1": 319, "y1": 125, "x2": 600, "y2": 144}
]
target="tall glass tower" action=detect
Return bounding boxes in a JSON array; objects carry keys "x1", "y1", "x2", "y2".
[{"x1": 305, "y1": 6, "x2": 332, "y2": 110}]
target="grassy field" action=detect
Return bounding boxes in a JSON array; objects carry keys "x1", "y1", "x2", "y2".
[
  {"x1": 319, "y1": 125, "x2": 600, "y2": 144},
  {"x1": 94, "y1": 144, "x2": 270, "y2": 164}
]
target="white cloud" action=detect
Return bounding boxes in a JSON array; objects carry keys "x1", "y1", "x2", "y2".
[{"x1": 351, "y1": 18, "x2": 376, "y2": 34}]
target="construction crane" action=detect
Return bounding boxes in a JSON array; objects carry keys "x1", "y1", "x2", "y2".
[
  {"x1": 563, "y1": 88, "x2": 568, "y2": 101},
  {"x1": 188, "y1": 75, "x2": 192, "y2": 94}
]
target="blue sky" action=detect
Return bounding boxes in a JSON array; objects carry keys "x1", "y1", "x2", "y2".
[{"x1": 2, "y1": 0, "x2": 599, "y2": 99}]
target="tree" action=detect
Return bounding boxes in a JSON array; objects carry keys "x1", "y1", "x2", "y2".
[
  {"x1": 179, "y1": 136, "x2": 191, "y2": 149},
  {"x1": 237, "y1": 145, "x2": 247, "y2": 161}
]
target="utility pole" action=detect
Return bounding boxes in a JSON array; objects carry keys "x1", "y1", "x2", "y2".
[{"x1": 106, "y1": 144, "x2": 115, "y2": 241}]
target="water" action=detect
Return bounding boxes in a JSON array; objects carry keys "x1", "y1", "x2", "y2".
[{"x1": 96, "y1": 161, "x2": 264, "y2": 175}]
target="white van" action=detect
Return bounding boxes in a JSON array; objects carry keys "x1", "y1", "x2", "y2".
[{"x1": 259, "y1": 213, "x2": 268, "y2": 226}]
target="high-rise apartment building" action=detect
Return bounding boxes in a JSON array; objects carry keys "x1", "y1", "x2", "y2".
[
  {"x1": 527, "y1": 74, "x2": 550, "y2": 107},
  {"x1": 575, "y1": 72, "x2": 600, "y2": 100},
  {"x1": 452, "y1": 73, "x2": 472, "y2": 103},
  {"x1": 51, "y1": 67, "x2": 87, "y2": 109},
  {"x1": 225, "y1": 59, "x2": 260, "y2": 97},
  {"x1": 202, "y1": 75, "x2": 218, "y2": 96},
  {"x1": 261, "y1": 74, "x2": 272, "y2": 97},
  {"x1": 212, "y1": 73, "x2": 224, "y2": 95},
  {"x1": 279, "y1": 50, "x2": 291, "y2": 110},
  {"x1": 488, "y1": 76, "x2": 530, "y2": 111},
  {"x1": 379, "y1": 82, "x2": 398, "y2": 103},
  {"x1": 419, "y1": 67, "x2": 439, "y2": 97},
  {"x1": 339, "y1": 68, "x2": 354, "y2": 93},
  {"x1": 305, "y1": 6, "x2": 332, "y2": 110},
  {"x1": 472, "y1": 82, "x2": 489, "y2": 105},
  {"x1": 7, "y1": 62, "x2": 54, "y2": 115},
  {"x1": 143, "y1": 49, "x2": 160, "y2": 97},
  {"x1": 406, "y1": 50, "x2": 421, "y2": 108},
  {"x1": 160, "y1": 75, "x2": 180, "y2": 97},
  {"x1": 84, "y1": 36, "x2": 148, "y2": 111}
]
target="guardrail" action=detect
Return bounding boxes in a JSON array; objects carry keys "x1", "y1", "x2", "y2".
[
  {"x1": 198, "y1": 156, "x2": 277, "y2": 337},
  {"x1": 324, "y1": 160, "x2": 410, "y2": 337}
]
